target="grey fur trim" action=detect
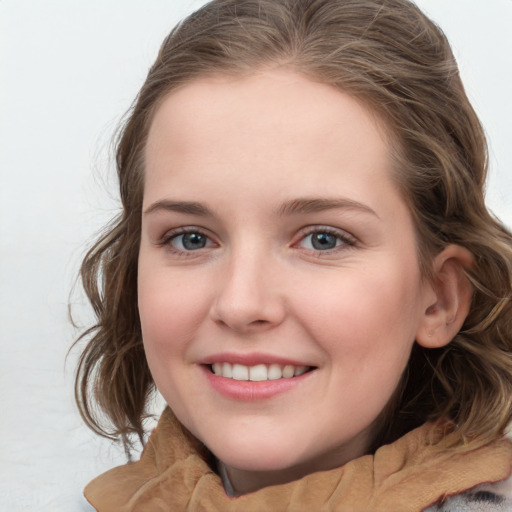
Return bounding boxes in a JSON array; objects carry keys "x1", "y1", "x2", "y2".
[{"x1": 423, "y1": 472, "x2": 512, "y2": 512}]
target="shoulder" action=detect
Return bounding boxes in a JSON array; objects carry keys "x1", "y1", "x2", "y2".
[
  {"x1": 424, "y1": 425, "x2": 512, "y2": 512},
  {"x1": 423, "y1": 474, "x2": 512, "y2": 511}
]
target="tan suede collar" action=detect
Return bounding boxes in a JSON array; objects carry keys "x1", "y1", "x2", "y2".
[{"x1": 85, "y1": 408, "x2": 512, "y2": 512}]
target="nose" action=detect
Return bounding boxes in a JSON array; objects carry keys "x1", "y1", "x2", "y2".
[{"x1": 209, "y1": 249, "x2": 286, "y2": 333}]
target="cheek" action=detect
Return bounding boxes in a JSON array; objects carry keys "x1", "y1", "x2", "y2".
[
  {"x1": 137, "y1": 267, "x2": 211, "y2": 363},
  {"x1": 137, "y1": 266, "x2": 214, "y2": 420},
  {"x1": 295, "y1": 264, "x2": 422, "y2": 362}
]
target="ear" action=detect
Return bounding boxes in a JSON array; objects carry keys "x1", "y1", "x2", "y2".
[{"x1": 416, "y1": 245, "x2": 474, "y2": 349}]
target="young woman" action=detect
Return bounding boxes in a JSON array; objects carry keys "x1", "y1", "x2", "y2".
[{"x1": 75, "y1": 1, "x2": 512, "y2": 510}]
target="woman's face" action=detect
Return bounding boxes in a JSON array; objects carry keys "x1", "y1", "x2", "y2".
[{"x1": 138, "y1": 70, "x2": 434, "y2": 492}]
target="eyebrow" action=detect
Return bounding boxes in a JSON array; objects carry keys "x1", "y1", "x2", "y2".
[
  {"x1": 143, "y1": 197, "x2": 379, "y2": 219},
  {"x1": 143, "y1": 200, "x2": 213, "y2": 216},
  {"x1": 277, "y1": 198, "x2": 379, "y2": 218}
]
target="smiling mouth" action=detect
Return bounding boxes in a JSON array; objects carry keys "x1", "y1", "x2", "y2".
[{"x1": 209, "y1": 362, "x2": 314, "y2": 381}]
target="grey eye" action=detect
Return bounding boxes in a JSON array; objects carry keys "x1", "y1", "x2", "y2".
[
  {"x1": 311, "y1": 232, "x2": 338, "y2": 250},
  {"x1": 301, "y1": 232, "x2": 342, "y2": 251},
  {"x1": 173, "y1": 232, "x2": 209, "y2": 250}
]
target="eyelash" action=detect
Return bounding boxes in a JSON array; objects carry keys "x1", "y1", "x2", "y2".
[{"x1": 157, "y1": 226, "x2": 356, "y2": 256}]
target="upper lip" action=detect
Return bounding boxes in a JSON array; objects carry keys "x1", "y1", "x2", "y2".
[{"x1": 197, "y1": 352, "x2": 315, "y2": 367}]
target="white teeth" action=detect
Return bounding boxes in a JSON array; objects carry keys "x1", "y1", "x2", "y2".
[
  {"x1": 294, "y1": 366, "x2": 308, "y2": 377},
  {"x1": 267, "y1": 364, "x2": 283, "y2": 380},
  {"x1": 222, "y1": 362, "x2": 233, "y2": 378},
  {"x1": 210, "y1": 362, "x2": 311, "y2": 381},
  {"x1": 232, "y1": 364, "x2": 249, "y2": 380},
  {"x1": 282, "y1": 365, "x2": 295, "y2": 378},
  {"x1": 249, "y1": 364, "x2": 268, "y2": 382}
]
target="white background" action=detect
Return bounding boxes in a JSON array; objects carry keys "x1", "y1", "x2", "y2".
[{"x1": 1, "y1": 1, "x2": 511, "y2": 510}]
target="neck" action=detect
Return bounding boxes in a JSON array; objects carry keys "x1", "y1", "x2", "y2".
[{"x1": 218, "y1": 433, "x2": 371, "y2": 496}]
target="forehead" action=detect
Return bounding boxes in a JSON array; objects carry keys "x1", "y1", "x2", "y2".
[
  {"x1": 144, "y1": 70, "x2": 397, "y2": 213},
  {"x1": 147, "y1": 70, "x2": 389, "y2": 160}
]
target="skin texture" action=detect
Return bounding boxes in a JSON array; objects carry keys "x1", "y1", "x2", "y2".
[{"x1": 138, "y1": 69, "x2": 468, "y2": 495}]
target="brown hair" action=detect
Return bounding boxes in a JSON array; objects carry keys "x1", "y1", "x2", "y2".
[{"x1": 74, "y1": 0, "x2": 512, "y2": 452}]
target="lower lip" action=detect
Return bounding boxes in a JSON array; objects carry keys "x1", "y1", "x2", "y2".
[{"x1": 201, "y1": 365, "x2": 313, "y2": 401}]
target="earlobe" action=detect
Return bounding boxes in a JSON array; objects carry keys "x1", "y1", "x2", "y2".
[{"x1": 416, "y1": 245, "x2": 474, "y2": 349}]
